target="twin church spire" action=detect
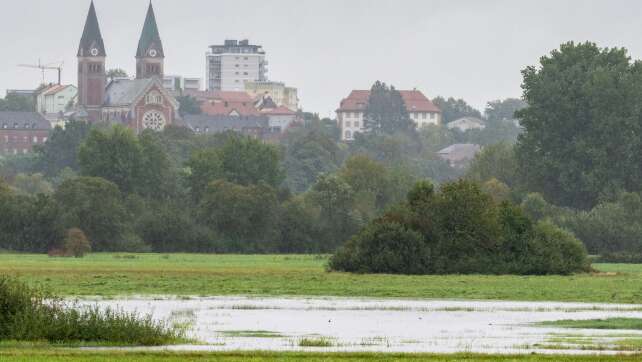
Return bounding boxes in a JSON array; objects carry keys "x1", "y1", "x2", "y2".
[{"x1": 78, "y1": 1, "x2": 164, "y2": 78}]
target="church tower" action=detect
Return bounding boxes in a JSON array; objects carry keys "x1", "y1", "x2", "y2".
[
  {"x1": 136, "y1": 2, "x2": 164, "y2": 79},
  {"x1": 77, "y1": 0, "x2": 106, "y2": 120}
]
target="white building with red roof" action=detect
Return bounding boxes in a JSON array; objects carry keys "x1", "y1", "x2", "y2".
[
  {"x1": 36, "y1": 84, "x2": 78, "y2": 117},
  {"x1": 336, "y1": 89, "x2": 441, "y2": 141}
]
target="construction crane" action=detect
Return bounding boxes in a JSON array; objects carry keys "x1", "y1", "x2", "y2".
[{"x1": 18, "y1": 60, "x2": 64, "y2": 85}]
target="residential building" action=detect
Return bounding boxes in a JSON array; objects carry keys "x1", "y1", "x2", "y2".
[
  {"x1": 244, "y1": 80, "x2": 298, "y2": 111},
  {"x1": 206, "y1": 39, "x2": 268, "y2": 91},
  {"x1": 36, "y1": 84, "x2": 77, "y2": 116},
  {"x1": 177, "y1": 114, "x2": 273, "y2": 139},
  {"x1": 438, "y1": 143, "x2": 481, "y2": 168},
  {"x1": 0, "y1": 112, "x2": 51, "y2": 155},
  {"x1": 188, "y1": 90, "x2": 298, "y2": 133},
  {"x1": 336, "y1": 89, "x2": 442, "y2": 141},
  {"x1": 447, "y1": 117, "x2": 486, "y2": 132},
  {"x1": 256, "y1": 95, "x2": 298, "y2": 132},
  {"x1": 75, "y1": 1, "x2": 178, "y2": 132},
  {"x1": 163, "y1": 75, "x2": 202, "y2": 94},
  {"x1": 187, "y1": 90, "x2": 260, "y2": 116}
]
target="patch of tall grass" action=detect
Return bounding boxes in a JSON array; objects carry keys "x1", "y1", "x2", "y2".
[
  {"x1": 539, "y1": 318, "x2": 642, "y2": 330},
  {"x1": 0, "y1": 276, "x2": 183, "y2": 346}
]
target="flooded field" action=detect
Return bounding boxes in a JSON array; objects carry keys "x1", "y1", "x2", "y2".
[{"x1": 81, "y1": 297, "x2": 642, "y2": 354}]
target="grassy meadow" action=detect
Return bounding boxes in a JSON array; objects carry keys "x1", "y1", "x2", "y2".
[{"x1": 0, "y1": 253, "x2": 641, "y2": 303}]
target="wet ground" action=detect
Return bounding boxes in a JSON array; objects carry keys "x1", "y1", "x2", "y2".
[{"x1": 80, "y1": 297, "x2": 642, "y2": 354}]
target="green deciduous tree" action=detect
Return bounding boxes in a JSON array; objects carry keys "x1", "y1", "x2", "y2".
[
  {"x1": 11, "y1": 173, "x2": 53, "y2": 196},
  {"x1": 0, "y1": 93, "x2": 35, "y2": 112},
  {"x1": 466, "y1": 142, "x2": 518, "y2": 187},
  {"x1": 308, "y1": 174, "x2": 362, "y2": 250},
  {"x1": 485, "y1": 98, "x2": 527, "y2": 122},
  {"x1": 186, "y1": 134, "x2": 284, "y2": 198},
  {"x1": 106, "y1": 68, "x2": 128, "y2": 81},
  {"x1": 516, "y1": 42, "x2": 642, "y2": 209},
  {"x1": 78, "y1": 126, "x2": 174, "y2": 197},
  {"x1": 176, "y1": 95, "x2": 202, "y2": 116},
  {"x1": 79, "y1": 126, "x2": 142, "y2": 194},
  {"x1": 55, "y1": 177, "x2": 132, "y2": 251},
  {"x1": 283, "y1": 123, "x2": 343, "y2": 193},
  {"x1": 34, "y1": 120, "x2": 93, "y2": 177},
  {"x1": 200, "y1": 180, "x2": 278, "y2": 249},
  {"x1": 432, "y1": 96, "x2": 482, "y2": 123}
]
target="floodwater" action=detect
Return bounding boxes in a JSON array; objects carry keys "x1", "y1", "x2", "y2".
[{"x1": 81, "y1": 297, "x2": 642, "y2": 354}]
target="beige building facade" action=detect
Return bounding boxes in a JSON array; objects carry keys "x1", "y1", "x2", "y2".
[{"x1": 245, "y1": 80, "x2": 298, "y2": 111}]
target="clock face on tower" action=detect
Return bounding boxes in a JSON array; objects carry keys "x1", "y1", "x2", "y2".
[
  {"x1": 90, "y1": 48, "x2": 99, "y2": 56},
  {"x1": 149, "y1": 49, "x2": 157, "y2": 57},
  {"x1": 142, "y1": 110, "x2": 166, "y2": 131}
]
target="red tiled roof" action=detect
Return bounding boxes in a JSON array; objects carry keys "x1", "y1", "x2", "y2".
[
  {"x1": 186, "y1": 90, "x2": 260, "y2": 116},
  {"x1": 185, "y1": 90, "x2": 255, "y2": 103},
  {"x1": 201, "y1": 100, "x2": 260, "y2": 117},
  {"x1": 337, "y1": 89, "x2": 441, "y2": 113},
  {"x1": 260, "y1": 105, "x2": 296, "y2": 116},
  {"x1": 41, "y1": 84, "x2": 71, "y2": 96}
]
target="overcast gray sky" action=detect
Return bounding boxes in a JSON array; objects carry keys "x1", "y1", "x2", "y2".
[{"x1": 1, "y1": 0, "x2": 642, "y2": 116}]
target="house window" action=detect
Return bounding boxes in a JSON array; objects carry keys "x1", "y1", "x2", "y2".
[
  {"x1": 23, "y1": 136, "x2": 28, "y2": 142},
  {"x1": 430, "y1": 113, "x2": 435, "y2": 119},
  {"x1": 345, "y1": 121, "x2": 351, "y2": 128},
  {"x1": 33, "y1": 136, "x2": 38, "y2": 143},
  {"x1": 422, "y1": 113, "x2": 427, "y2": 119},
  {"x1": 345, "y1": 130, "x2": 352, "y2": 139},
  {"x1": 354, "y1": 121, "x2": 360, "y2": 128}
]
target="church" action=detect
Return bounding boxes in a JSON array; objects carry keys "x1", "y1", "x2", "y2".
[{"x1": 76, "y1": 1, "x2": 178, "y2": 132}]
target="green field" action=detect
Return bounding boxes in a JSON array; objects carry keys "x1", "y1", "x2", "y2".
[
  {"x1": 1, "y1": 350, "x2": 641, "y2": 362},
  {"x1": 0, "y1": 253, "x2": 641, "y2": 303}
]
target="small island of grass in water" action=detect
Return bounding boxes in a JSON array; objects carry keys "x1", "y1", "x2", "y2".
[
  {"x1": 0, "y1": 276, "x2": 186, "y2": 346},
  {"x1": 539, "y1": 318, "x2": 642, "y2": 331}
]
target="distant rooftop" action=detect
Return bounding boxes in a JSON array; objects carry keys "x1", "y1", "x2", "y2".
[{"x1": 208, "y1": 39, "x2": 265, "y2": 55}]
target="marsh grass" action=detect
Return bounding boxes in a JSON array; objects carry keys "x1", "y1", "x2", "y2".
[
  {"x1": 539, "y1": 318, "x2": 642, "y2": 330},
  {"x1": 298, "y1": 337, "x2": 334, "y2": 347},
  {"x1": 219, "y1": 330, "x2": 283, "y2": 338},
  {"x1": 0, "y1": 276, "x2": 184, "y2": 346}
]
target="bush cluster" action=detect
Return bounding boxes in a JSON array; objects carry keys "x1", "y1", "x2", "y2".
[
  {"x1": 330, "y1": 180, "x2": 590, "y2": 275},
  {"x1": 521, "y1": 192, "x2": 642, "y2": 257},
  {"x1": 0, "y1": 276, "x2": 182, "y2": 345}
]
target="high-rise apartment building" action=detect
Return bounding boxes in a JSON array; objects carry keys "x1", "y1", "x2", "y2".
[{"x1": 206, "y1": 39, "x2": 268, "y2": 91}]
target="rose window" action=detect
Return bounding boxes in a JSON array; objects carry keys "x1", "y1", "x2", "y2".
[{"x1": 142, "y1": 111, "x2": 166, "y2": 131}]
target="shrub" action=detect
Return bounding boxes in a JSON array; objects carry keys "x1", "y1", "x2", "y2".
[
  {"x1": 523, "y1": 221, "x2": 590, "y2": 275},
  {"x1": 330, "y1": 222, "x2": 429, "y2": 274},
  {"x1": 0, "y1": 276, "x2": 182, "y2": 345},
  {"x1": 596, "y1": 253, "x2": 642, "y2": 264},
  {"x1": 63, "y1": 228, "x2": 91, "y2": 258},
  {"x1": 330, "y1": 180, "x2": 591, "y2": 275}
]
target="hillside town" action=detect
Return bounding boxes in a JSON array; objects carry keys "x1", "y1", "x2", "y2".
[{"x1": 0, "y1": 1, "x2": 508, "y2": 168}]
